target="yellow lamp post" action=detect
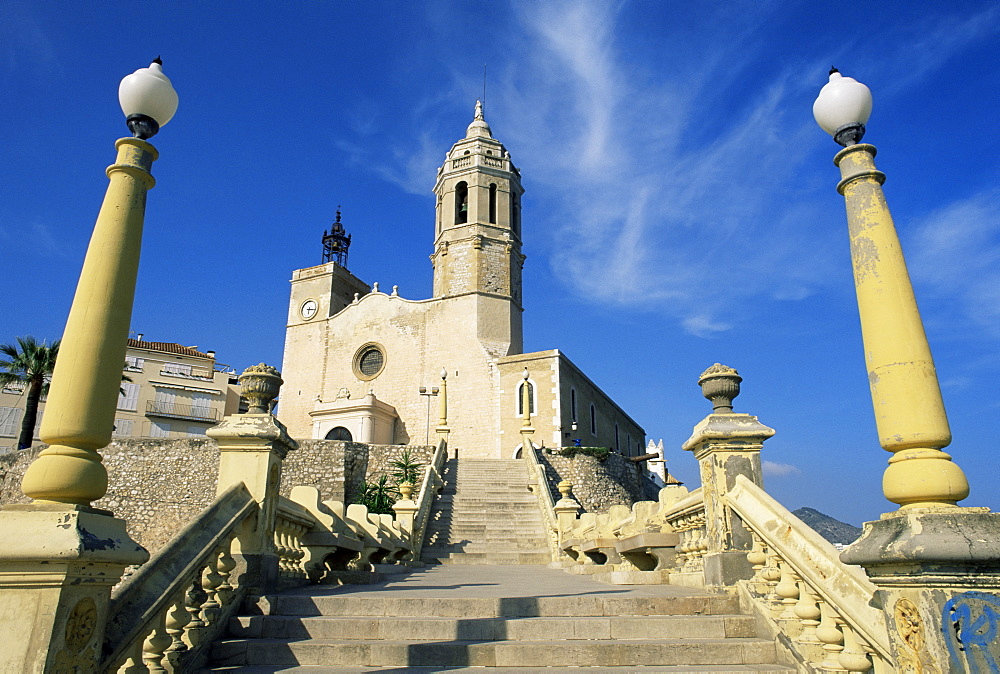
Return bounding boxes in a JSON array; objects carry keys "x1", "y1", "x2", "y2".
[
  {"x1": 20, "y1": 59, "x2": 178, "y2": 506},
  {"x1": 813, "y1": 68, "x2": 968, "y2": 510},
  {"x1": 822, "y1": 70, "x2": 1000, "y2": 671},
  {"x1": 0, "y1": 60, "x2": 178, "y2": 673},
  {"x1": 436, "y1": 367, "x2": 451, "y2": 443},
  {"x1": 520, "y1": 367, "x2": 535, "y2": 455}
]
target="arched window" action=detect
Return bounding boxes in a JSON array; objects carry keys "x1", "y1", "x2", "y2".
[
  {"x1": 511, "y1": 193, "x2": 520, "y2": 237},
  {"x1": 570, "y1": 388, "x2": 577, "y2": 422},
  {"x1": 517, "y1": 380, "x2": 535, "y2": 416},
  {"x1": 325, "y1": 426, "x2": 352, "y2": 441},
  {"x1": 590, "y1": 404, "x2": 597, "y2": 436},
  {"x1": 489, "y1": 183, "x2": 497, "y2": 224},
  {"x1": 455, "y1": 181, "x2": 469, "y2": 224}
]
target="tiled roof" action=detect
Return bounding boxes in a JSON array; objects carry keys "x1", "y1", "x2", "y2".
[{"x1": 127, "y1": 339, "x2": 212, "y2": 359}]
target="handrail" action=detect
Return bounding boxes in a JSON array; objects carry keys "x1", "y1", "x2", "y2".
[
  {"x1": 409, "y1": 437, "x2": 447, "y2": 559},
  {"x1": 145, "y1": 399, "x2": 221, "y2": 421},
  {"x1": 525, "y1": 444, "x2": 560, "y2": 560},
  {"x1": 659, "y1": 487, "x2": 704, "y2": 523},
  {"x1": 727, "y1": 474, "x2": 892, "y2": 665},
  {"x1": 102, "y1": 483, "x2": 257, "y2": 671}
]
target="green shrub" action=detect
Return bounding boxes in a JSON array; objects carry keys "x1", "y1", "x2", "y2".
[
  {"x1": 556, "y1": 446, "x2": 611, "y2": 461},
  {"x1": 354, "y1": 475, "x2": 398, "y2": 515}
]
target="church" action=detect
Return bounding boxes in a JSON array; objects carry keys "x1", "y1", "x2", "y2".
[{"x1": 280, "y1": 102, "x2": 645, "y2": 459}]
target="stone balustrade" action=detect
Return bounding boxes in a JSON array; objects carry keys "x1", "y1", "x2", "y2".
[
  {"x1": 101, "y1": 483, "x2": 256, "y2": 672},
  {"x1": 727, "y1": 475, "x2": 893, "y2": 672}
]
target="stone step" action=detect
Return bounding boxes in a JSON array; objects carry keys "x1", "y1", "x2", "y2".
[
  {"x1": 422, "y1": 537, "x2": 549, "y2": 546},
  {"x1": 211, "y1": 637, "x2": 779, "y2": 668},
  {"x1": 422, "y1": 552, "x2": 552, "y2": 565},
  {"x1": 228, "y1": 614, "x2": 758, "y2": 641},
  {"x1": 428, "y1": 521, "x2": 542, "y2": 529},
  {"x1": 256, "y1": 593, "x2": 742, "y2": 618},
  {"x1": 421, "y1": 547, "x2": 550, "y2": 557},
  {"x1": 213, "y1": 666, "x2": 796, "y2": 673}
]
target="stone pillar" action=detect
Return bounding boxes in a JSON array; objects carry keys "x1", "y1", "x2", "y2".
[
  {"x1": 831, "y1": 143, "x2": 1000, "y2": 670},
  {"x1": 207, "y1": 364, "x2": 298, "y2": 594},
  {"x1": 392, "y1": 482, "x2": 418, "y2": 538},
  {"x1": 553, "y1": 480, "x2": 581, "y2": 543},
  {"x1": 392, "y1": 482, "x2": 419, "y2": 565},
  {"x1": 0, "y1": 137, "x2": 157, "y2": 673},
  {"x1": 435, "y1": 368, "x2": 450, "y2": 443},
  {"x1": 682, "y1": 364, "x2": 774, "y2": 587}
]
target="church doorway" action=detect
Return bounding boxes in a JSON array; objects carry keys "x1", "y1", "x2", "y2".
[{"x1": 325, "y1": 426, "x2": 353, "y2": 441}]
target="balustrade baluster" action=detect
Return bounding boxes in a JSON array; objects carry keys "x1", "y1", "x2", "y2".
[
  {"x1": 216, "y1": 538, "x2": 237, "y2": 606},
  {"x1": 276, "y1": 523, "x2": 291, "y2": 575},
  {"x1": 776, "y1": 561, "x2": 801, "y2": 622},
  {"x1": 141, "y1": 608, "x2": 171, "y2": 673},
  {"x1": 163, "y1": 587, "x2": 191, "y2": 668},
  {"x1": 816, "y1": 600, "x2": 847, "y2": 671},
  {"x1": 183, "y1": 575, "x2": 209, "y2": 649},
  {"x1": 293, "y1": 523, "x2": 307, "y2": 576},
  {"x1": 200, "y1": 554, "x2": 224, "y2": 627},
  {"x1": 794, "y1": 582, "x2": 822, "y2": 645},
  {"x1": 747, "y1": 534, "x2": 767, "y2": 593},
  {"x1": 761, "y1": 549, "x2": 783, "y2": 616},
  {"x1": 837, "y1": 620, "x2": 874, "y2": 673},
  {"x1": 119, "y1": 639, "x2": 147, "y2": 673}
]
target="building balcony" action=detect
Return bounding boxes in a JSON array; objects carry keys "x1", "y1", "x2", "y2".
[
  {"x1": 145, "y1": 400, "x2": 220, "y2": 422},
  {"x1": 159, "y1": 366, "x2": 214, "y2": 381}
]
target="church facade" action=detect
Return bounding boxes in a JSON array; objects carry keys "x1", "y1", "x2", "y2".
[{"x1": 280, "y1": 103, "x2": 645, "y2": 459}]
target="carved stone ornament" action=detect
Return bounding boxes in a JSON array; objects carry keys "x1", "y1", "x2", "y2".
[
  {"x1": 239, "y1": 363, "x2": 283, "y2": 414},
  {"x1": 893, "y1": 597, "x2": 940, "y2": 674},
  {"x1": 557, "y1": 480, "x2": 574, "y2": 499},
  {"x1": 53, "y1": 596, "x2": 99, "y2": 673},
  {"x1": 398, "y1": 482, "x2": 415, "y2": 500},
  {"x1": 698, "y1": 363, "x2": 742, "y2": 413}
]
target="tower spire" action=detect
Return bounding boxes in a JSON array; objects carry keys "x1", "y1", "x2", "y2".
[
  {"x1": 322, "y1": 206, "x2": 351, "y2": 268},
  {"x1": 466, "y1": 100, "x2": 492, "y2": 139}
]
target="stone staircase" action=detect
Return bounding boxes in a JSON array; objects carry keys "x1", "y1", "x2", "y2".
[
  {"x1": 421, "y1": 458, "x2": 551, "y2": 565},
  {"x1": 208, "y1": 565, "x2": 794, "y2": 672}
]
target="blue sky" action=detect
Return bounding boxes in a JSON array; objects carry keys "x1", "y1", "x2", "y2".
[{"x1": 1, "y1": 1, "x2": 997, "y2": 526}]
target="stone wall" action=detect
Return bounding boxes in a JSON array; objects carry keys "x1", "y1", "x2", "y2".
[
  {"x1": 538, "y1": 449, "x2": 660, "y2": 513},
  {"x1": 283, "y1": 441, "x2": 434, "y2": 504},
  {"x1": 0, "y1": 437, "x2": 436, "y2": 554},
  {"x1": 0, "y1": 439, "x2": 220, "y2": 554}
]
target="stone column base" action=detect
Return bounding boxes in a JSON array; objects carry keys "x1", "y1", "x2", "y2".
[
  {"x1": 842, "y1": 507, "x2": 1000, "y2": 671},
  {"x1": 0, "y1": 504, "x2": 148, "y2": 673}
]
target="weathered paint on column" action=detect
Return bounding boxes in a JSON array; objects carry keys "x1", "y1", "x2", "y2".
[
  {"x1": 21, "y1": 138, "x2": 158, "y2": 506},
  {"x1": 835, "y1": 143, "x2": 968, "y2": 509}
]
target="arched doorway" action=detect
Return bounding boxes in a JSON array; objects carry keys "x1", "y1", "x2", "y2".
[{"x1": 325, "y1": 426, "x2": 353, "y2": 441}]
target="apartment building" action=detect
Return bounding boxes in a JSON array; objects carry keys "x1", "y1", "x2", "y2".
[{"x1": 1, "y1": 338, "x2": 242, "y2": 450}]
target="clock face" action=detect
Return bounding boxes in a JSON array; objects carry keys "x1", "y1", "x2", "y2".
[{"x1": 300, "y1": 299, "x2": 318, "y2": 320}]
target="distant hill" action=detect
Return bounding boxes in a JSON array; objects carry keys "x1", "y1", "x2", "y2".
[{"x1": 793, "y1": 507, "x2": 863, "y2": 545}]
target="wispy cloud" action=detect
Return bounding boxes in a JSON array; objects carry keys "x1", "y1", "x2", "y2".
[
  {"x1": 501, "y1": 1, "x2": 832, "y2": 336},
  {"x1": 763, "y1": 460, "x2": 801, "y2": 478},
  {"x1": 0, "y1": 220, "x2": 67, "y2": 259},
  {"x1": 909, "y1": 188, "x2": 1000, "y2": 338},
  {"x1": 0, "y1": 2, "x2": 61, "y2": 77}
]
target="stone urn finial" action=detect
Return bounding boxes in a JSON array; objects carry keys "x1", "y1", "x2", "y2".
[
  {"x1": 557, "y1": 480, "x2": 574, "y2": 500},
  {"x1": 698, "y1": 363, "x2": 742, "y2": 414},
  {"x1": 239, "y1": 363, "x2": 283, "y2": 414},
  {"x1": 398, "y1": 481, "x2": 415, "y2": 501}
]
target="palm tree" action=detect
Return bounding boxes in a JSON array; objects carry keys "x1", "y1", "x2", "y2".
[{"x1": 0, "y1": 336, "x2": 59, "y2": 450}]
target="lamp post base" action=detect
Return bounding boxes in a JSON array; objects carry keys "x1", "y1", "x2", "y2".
[
  {"x1": 842, "y1": 508, "x2": 1000, "y2": 671},
  {"x1": 0, "y1": 504, "x2": 148, "y2": 673}
]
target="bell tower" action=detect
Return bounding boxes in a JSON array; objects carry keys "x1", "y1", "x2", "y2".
[{"x1": 431, "y1": 101, "x2": 525, "y2": 307}]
